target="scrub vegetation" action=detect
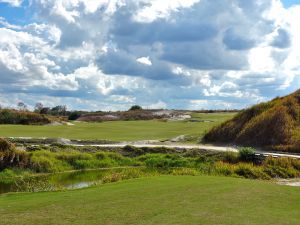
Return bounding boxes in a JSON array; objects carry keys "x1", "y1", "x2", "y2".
[
  {"x1": 1, "y1": 139, "x2": 299, "y2": 184},
  {"x1": 0, "y1": 109, "x2": 50, "y2": 125}
]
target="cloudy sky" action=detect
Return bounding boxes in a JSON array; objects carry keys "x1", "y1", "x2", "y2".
[{"x1": 0, "y1": 0, "x2": 299, "y2": 111}]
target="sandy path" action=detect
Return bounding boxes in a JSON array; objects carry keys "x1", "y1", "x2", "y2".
[{"x1": 72, "y1": 143, "x2": 300, "y2": 159}]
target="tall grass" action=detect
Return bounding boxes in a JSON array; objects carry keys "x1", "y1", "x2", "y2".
[{"x1": 1, "y1": 139, "x2": 300, "y2": 181}]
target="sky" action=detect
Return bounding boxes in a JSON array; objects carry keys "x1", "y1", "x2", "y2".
[{"x1": 0, "y1": 0, "x2": 299, "y2": 111}]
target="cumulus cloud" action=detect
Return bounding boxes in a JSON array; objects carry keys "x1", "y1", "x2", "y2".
[
  {"x1": 0, "y1": 0, "x2": 299, "y2": 110},
  {"x1": 136, "y1": 56, "x2": 152, "y2": 66},
  {"x1": 0, "y1": 0, "x2": 22, "y2": 7},
  {"x1": 132, "y1": 0, "x2": 200, "y2": 23}
]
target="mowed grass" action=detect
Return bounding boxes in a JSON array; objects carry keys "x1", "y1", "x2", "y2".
[
  {"x1": 0, "y1": 113, "x2": 235, "y2": 141},
  {"x1": 0, "y1": 176, "x2": 299, "y2": 225}
]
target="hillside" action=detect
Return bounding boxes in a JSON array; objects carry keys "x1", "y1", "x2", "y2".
[{"x1": 204, "y1": 89, "x2": 300, "y2": 152}]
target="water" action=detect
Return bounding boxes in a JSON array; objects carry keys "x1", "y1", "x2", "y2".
[{"x1": 0, "y1": 168, "x2": 132, "y2": 194}]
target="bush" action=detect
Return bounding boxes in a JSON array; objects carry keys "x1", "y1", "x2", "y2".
[
  {"x1": 129, "y1": 105, "x2": 142, "y2": 111},
  {"x1": 234, "y1": 163, "x2": 270, "y2": 179},
  {"x1": 123, "y1": 145, "x2": 144, "y2": 156},
  {"x1": 170, "y1": 168, "x2": 199, "y2": 176},
  {"x1": 214, "y1": 162, "x2": 234, "y2": 176},
  {"x1": 0, "y1": 109, "x2": 50, "y2": 125},
  {"x1": 142, "y1": 154, "x2": 191, "y2": 168},
  {"x1": 238, "y1": 147, "x2": 256, "y2": 162},
  {"x1": 68, "y1": 111, "x2": 82, "y2": 120},
  {"x1": 30, "y1": 154, "x2": 71, "y2": 173},
  {"x1": 0, "y1": 139, "x2": 30, "y2": 171},
  {"x1": 263, "y1": 157, "x2": 300, "y2": 178},
  {"x1": 223, "y1": 151, "x2": 239, "y2": 163},
  {"x1": 0, "y1": 138, "x2": 14, "y2": 152}
]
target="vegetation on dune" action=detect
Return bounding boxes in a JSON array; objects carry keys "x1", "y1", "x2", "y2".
[
  {"x1": 204, "y1": 89, "x2": 300, "y2": 152},
  {"x1": 0, "y1": 109, "x2": 50, "y2": 125}
]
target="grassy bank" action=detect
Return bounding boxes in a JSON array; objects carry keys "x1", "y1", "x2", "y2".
[
  {"x1": 0, "y1": 113, "x2": 234, "y2": 141},
  {"x1": 1, "y1": 140, "x2": 300, "y2": 182},
  {"x1": 1, "y1": 176, "x2": 300, "y2": 225},
  {"x1": 204, "y1": 89, "x2": 300, "y2": 152}
]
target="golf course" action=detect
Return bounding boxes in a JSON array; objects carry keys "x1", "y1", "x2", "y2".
[
  {"x1": 0, "y1": 113, "x2": 234, "y2": 141},
  {"x1": 1, "y1": 0, "x2": 300, "y2": 224},
  {"x1": 1, "y1": 176, "x2": 299, "y2": 225}
]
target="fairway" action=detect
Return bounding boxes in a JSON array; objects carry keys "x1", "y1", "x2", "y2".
[
  {"x1": 0, "y1": 176, "x2": 299, "y2": 225},
  {"x1": 0, "y1": 113, "x2": 234, "y2": 141}
]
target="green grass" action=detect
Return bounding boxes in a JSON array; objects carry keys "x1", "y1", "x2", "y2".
[
  {"x1": 0, "y1": 176, "x2": 299, "y2": 225},
  {"x1": 0, "y1": 113, "x2": 234, "y2": 141}
]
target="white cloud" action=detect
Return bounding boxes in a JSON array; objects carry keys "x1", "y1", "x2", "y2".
[
  {"x1": 0, "y1": 0, "x2": 22, "y2": 6},
  {"x1": 0, "y1": 0, "x2": 299, "y2": 110},
  {"x1": 146, "y1": 100, "x2": 167, "y2": 109},
  {"x1": 136, "y1": 56, "x2": 152, "y2": 66},
  {"x1": 248, "y1": 47, "x2": 275, "y2": 72},
  {"x1": 133, "y1": 0, "x2": 200, "y2": 23},
  {"x1": 189, "y1": 100, "x2": 233, "y2": 110}
]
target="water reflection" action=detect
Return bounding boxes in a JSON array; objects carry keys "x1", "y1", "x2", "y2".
[{"x1": 0, "y1": 168, "x2": 133, "y2": 194}]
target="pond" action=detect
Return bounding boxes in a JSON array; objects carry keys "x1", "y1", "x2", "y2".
[{"x1": 0, "y1": 168, "x2": 139, "y2": 194}]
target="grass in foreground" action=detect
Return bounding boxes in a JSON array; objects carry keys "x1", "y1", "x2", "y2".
[
  {"x1": 0, "y1": 113, "x2": 234, "y2": 141},
  {"x1": 0, "y1": 176, "x2": 299, "y2": 225}
]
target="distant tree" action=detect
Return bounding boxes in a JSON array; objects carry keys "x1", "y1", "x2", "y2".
[
  {"x1": 51, "y1": 105, "x2": 67, "y2": 116},
  {"x1": 40, "y1": 107, "x2": 50, "y2": 114},
  {"x1": 68, "y1": 111, "x2": 82, "y2": 120},
  {"x1": 34, "y1": 102, "x2": 44, "y2": 113},
  {"x1": 17, "y1": 102, "x2": 27, "y2": 111},
  {"x1": 129, "y1": 105, "x2": 142, "y2": 111}
]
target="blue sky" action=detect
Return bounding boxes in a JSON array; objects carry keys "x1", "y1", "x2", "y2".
[
  {"x1": 0, "y1": 0, "x2": 300, "y2": 111},
  {"x1": 282, "y1": 0, "x2": 300, "y2": 7}
]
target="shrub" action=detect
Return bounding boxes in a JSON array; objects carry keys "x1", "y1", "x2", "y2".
[
  {"x1": 0, "y1": 138, "x2": 14, "y2": 152},
  {"x1": 142, "y1": 154, "x2": 191, "y2": 168},
  {"x1": 129, "y1": 105, "x2": 142, "y2": 111},
  {"x1": 214, "y1": 162, "x2": 234, "y2": 176},
  {"x1": 123, "y1": 145, "x2": 144, "y2": 156},
  {"x1": 30, "y1": 154, "x2": 71, "y2": 173},
  {"x1": 263, "y1": 156, "x2": 300, "y2": 178},
  {"x1": 234, "y1": 163, "x2": 270, "y2": 179},
  {"x1": 170, "y1": 168, "x2": 198, "y2": 176},
  {"x1": 0, "y1": 139, "x2": 29, "y2": 171},
  {"x1": 223, "y1": 151, "x2": 239, "y2": 163},
  {"x1": 0, "y1": 109, "x2": 50, "y2": 125},
  {"x1": 68, "y1": 111, "x2": 82, "y2": 120},
  {"x1": 238, "y1": 147, "x2": 256, "y2": 162}
]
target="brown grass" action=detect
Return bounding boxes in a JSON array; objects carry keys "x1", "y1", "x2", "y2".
[{"x1": 204, "y1": 89, "x2": 300, "y2": 152}]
